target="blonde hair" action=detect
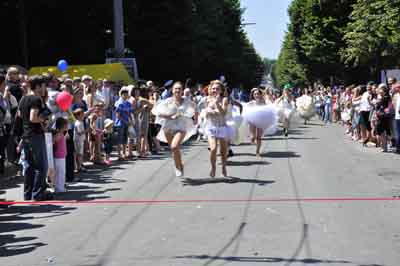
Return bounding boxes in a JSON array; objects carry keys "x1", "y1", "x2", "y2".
[{"x1": 209, "y1": 80, "x2": 225, "y2": 96}]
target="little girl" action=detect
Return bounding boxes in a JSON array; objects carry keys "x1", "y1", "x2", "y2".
[
  {"x1": 53, "y1": 117, "x2": 68, "y2": 193},
  {"x1": 73, "y1": 108, "x2": 85, "y2": 172},
  {"x1": 103, "y1": 119, "x2": 114, "y2": 165}
]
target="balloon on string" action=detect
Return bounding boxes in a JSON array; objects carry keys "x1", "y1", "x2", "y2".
[
  {"x1": 57, "y1": 59, "x2": 68, "y2": 72},
  {"x1": 56, "y1": 91, "x2": 73, "y2": 111}
]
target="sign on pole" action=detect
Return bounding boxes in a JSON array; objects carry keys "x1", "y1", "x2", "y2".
[{"x1": 106, "y1": 58, "x2": 139, "y2": 80}]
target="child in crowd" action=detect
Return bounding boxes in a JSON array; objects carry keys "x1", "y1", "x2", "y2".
[
  {"x1": 115, "y1": 87, "x2": 132, "y2": 160},
  {"x1": 53, "y1": 117, "x2": 68, "y2": 193},
  {"x1": 95, "y1": 103, "x2": 105, "y2": 163},
  {"x1": 88, "y1": 103, "x2": 106, "y2": 164},
  {"x1": 73, "y1": 108, "x2": 85, "y2": 172},
  {"x1": 103, "y1": 119, "x2": 114, "y2": 165},
  {"x1": 88, "y1": 112, "x2": 98, "y2": 163}
]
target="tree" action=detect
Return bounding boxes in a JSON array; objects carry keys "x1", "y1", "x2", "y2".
[
  {"x1": 0, "y1": 0, "x2": 264, "y2": 88},
  {"x1": 274, "y1": 31, "x2": 307, "y2": 88},
  {"x1": 342, "y1": 0, "x2": 400, "y2": 79}
]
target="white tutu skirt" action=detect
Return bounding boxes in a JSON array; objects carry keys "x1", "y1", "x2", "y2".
[
  {"x1": 157, "y1": 117, "x2": 197, "y2": 144},
  {"x1": 296, "y1": 96, "x2": 315, "y2": 120},
  {"x1": 242, "y1": 104, "x2": 278, "y2": 131},
  {"x1": 341, "y1": 110, "x2": 351, "y2": 122},
  {"x1": 277, "y1": 106, "x2": 294, "y2": 121},
  {"x1": 226, "y1": 106, "x2": 245, "y2": 144},
  {"x1": 205, "y1": 124, "x2": 235, "y2": 141},
  {"x1": 297, "y1": 106, "x2": 315, "y2": 120}
]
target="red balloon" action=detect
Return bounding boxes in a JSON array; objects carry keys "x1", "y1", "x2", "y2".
[{"x1": 56, "y1": 91, "x2": 73, "y2": 111}]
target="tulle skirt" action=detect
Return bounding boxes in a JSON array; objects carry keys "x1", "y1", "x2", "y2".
[
  {"x1": 341, "y1": 109, "x2": 352, "y2": 122},
  {"x1": 242, "y1": 104, "x2": 278, "y2": 131},
  {"x1": 277, "y1": 105, "x2": 294, "y2": 121},
  {"x1": 157, "y1": 117, "x2": 197, "y2": 144},
  {"x1": 204, "y1": 124, "x2": 235, "y2": 141},
  {"x1": 297, "y1": 106, "x2": 316, "y2": 120},
  {"x1": 226, "y1": 106, "x2": 245, "y2": 144}
]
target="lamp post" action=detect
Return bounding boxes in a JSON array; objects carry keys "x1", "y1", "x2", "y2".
[{"x1": 113, "y1": 0, "x2": 125, "y2": 58}]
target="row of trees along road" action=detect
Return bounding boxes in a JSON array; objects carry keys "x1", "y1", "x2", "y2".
[
  {"x1": 273, "y1": 0, "x2": 400, "y2": 88},
  {"x1": 0, "y1": 0, "x2": 265, "y2": 89}
]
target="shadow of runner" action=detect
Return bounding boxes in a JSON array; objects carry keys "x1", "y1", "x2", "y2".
[
  {"x1": 262, "y1": 151, "x2": 300, "y2": 158},
  {"x1": 263, "y1": 137, "x2": 318, "y2": 141},
  {"x1": 226, "y1": 161, "x2": 270, "y2": 167},
  {"x1": 0, "y1": 234, "x2": 46, "y2": 257},
  {"x1": 0, "y1": 204, "x2": 75, "y2": 257},
  {"x1": 181, "y1": 177, "x2": 275, "y2": 187},
  {"x1": 174, "y1": 254, "x2": 353, "y2": 264}
]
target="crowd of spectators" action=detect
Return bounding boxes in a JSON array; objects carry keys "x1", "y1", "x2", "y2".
[{"x1": 312, "y1": 79, "x2": 400, "y2": 153}]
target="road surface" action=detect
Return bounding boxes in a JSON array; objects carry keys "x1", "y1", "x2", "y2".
[{"x1": 1, "y1": 121, "x2": 400, "y2": 266}]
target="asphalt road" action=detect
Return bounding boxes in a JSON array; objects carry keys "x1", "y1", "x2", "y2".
[{"x1": 1, "y1": 121, "x2": 400, "y2": 266}]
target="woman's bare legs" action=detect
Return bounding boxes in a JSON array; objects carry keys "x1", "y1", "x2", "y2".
[
  {"x1": 165, "y1": 131, "x2": 185, "y2": 174},
  {"x1": 219, "y1": 139, "x2": 228, "y2": 177},
  {"x1": 250, "y1": 125, "x2": 256, "y2": 143},
  {"x1": 208, "y1": 137, "x2": 217, "y2": 177},
  {"x1": 256, "y1": 128, "x2": 263, "y2": 157}
]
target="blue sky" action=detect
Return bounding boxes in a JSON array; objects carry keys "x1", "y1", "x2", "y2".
[{"x1": 241, "y1": 0, "x2": 292, "y2": 59}]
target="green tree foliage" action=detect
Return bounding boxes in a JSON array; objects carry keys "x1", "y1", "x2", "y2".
[
  {"x1": 273, "y1": 31, "x2": 306, "y2": 88},
  {"x1": 0, "y1": 0, "x2": 264, "y2": 88},
  {"x1": 342, "y1": 0, "x2": 400, "y2": 73},
  {"x1": 275, "y1": 0, "x2": 356, "y2": 87}
]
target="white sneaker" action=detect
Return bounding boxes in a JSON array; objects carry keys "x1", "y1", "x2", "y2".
[{"x1": 175, "y1": 167, "x2": 183, "y2": 177}]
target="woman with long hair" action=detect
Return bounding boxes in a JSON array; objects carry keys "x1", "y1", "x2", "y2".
[
  {"x1": 375, "y1": 84, "x2": 393, "y2": 152},
  {"x1": 276, "y1": 88, "x2": 294, "y2": 137},
  {"x1": 249, "y1": 88, "x2": 266, "y2": 156},
  {"x1": 204, "y1": 80, "x2": 233, "y2": 177},
  {"x1": 224, "y1": 86, "x2": 243, "y2": 157},
  {"x1": 243, "y1": 88, "x2": 277, "y2": 157},
  {"x1": 152, "y1": 82, "x2": 196, "y2": 177}
]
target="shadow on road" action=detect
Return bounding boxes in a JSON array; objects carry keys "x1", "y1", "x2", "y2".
[
  {"x1": 226, "y1": 160, "x2": 270, "y2": 167},
  {"x1": 0, "y1": 204, "x2": 75, "y2": 257},
  {"x1": 0, "y1": 152, "x2": 142, "y2": 258},
  {"x1": 182, "y1": 177, "x2": 275, "y2": 187},
  {"x1": 262, "y1": 151, "x2": 301, "y2": 158},
  {"x1": 231, "y1": 153, "x2": 256, "y2": 157},
  {"x1": 263, "y1": 137, "x2": 318, "y2": 141},
  {"x1": 174, "y1": 254, "x2": 354, "y2": 264}
]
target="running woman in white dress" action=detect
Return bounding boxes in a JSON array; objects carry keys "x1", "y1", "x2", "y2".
[
  {"x1": 276, "y1": 88, "x2": 295, "y2": 137},
  {"x1": 204, "y1": 80, "x2": 234, "y2": 178},
  {"x1": 248, "y1": 88, "x2": 267, "y2": 157},
  {"x1": 152, "y1": 82, "x2": 196, "y2": 177}
]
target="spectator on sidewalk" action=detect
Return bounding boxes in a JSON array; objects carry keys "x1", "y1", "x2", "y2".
[
  {"x1": 52, "y1": 117, "x2": 68, "y2": 193},
  {"x1": 73, "y1": 109, "x2": 85, "y2": 173},
  {"x1": 161, "y1": 80, "x2": 173, "y2": 100},
  {"x1": 114, "y1": 87, "x2": 133, "y2": 160},
  {"x1": 97, "y1": 79, "x2": 112, "y2": 118},
  {"x1": 103, "y1": 119, "x2": 114, "y2": 165},
  {"x1": 6, "y1": 67, "x2": 23, "y2": 102},
  {"x1": 18, "y1": 75, "x2": 52, "y2": 201},
  {"x1": 375, "y1": 84, "x2": 393, "y2": 152},
  {"x1": 0, "y1": 74, "x2": 10, "y2": 175},
  {"x1": 323, "y1": 89, "x2": 332, "y2": 124},
  {"x1": 394, "y1": 84, "x2": 400, "y2": 153},
  {"x1": 359, "y1": 83, "x2": 373, "y2": 145}
]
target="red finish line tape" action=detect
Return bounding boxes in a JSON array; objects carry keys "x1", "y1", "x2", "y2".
[{"x1": 1, "y1": 197, "x2": 400, "y2": 206}]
